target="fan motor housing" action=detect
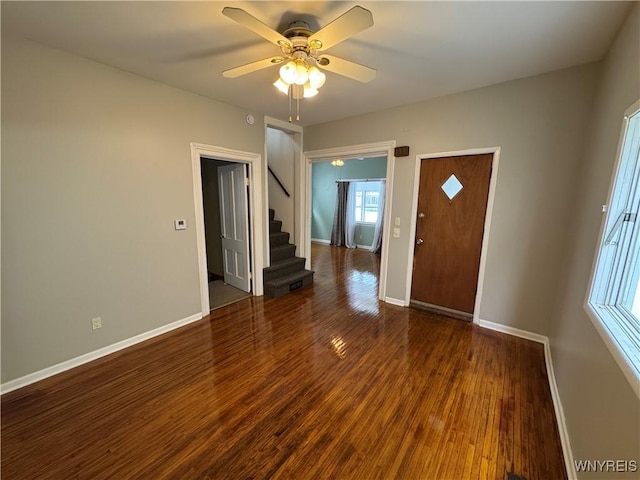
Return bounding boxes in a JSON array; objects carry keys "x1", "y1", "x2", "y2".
[{"x1": 282, "y1": 21, "x2": 313, "y2": 39}]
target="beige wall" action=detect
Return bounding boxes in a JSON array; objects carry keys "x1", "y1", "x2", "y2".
[
  {"x1": 1, "y1": 36, "x2": 264, "y2": 382},
  {"x1": 267, "y1": 127, "x2": 296, "y2": 240},
  {"x1": 306, "y1": 63, "x2": 599, "y2": 334},
  {"x1": 549, "y1": 6, "x2": 640, "y2": 477}
]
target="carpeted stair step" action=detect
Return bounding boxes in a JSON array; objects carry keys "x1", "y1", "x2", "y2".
[
  {"x1": 263, "y1": 256, "x2": 307, "y2": 282},
  {"x1": 264, "y1": 207, "x2": 313, "y2": 299},
  {"x1": 264, "y1": 269, "x2": 314, "y2": 298},
  {"x1": 269, "y1": 231, "x2": 290, "y2": 247},
  {"x1": 270, "y1": 243, "x2": 296, "y2": 262},
  {"x1": 269, "y1": 220, "x2": 282, "y2": 234}
]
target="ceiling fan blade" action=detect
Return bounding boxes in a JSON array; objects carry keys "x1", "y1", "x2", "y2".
[
  {"x1": 223, "y1": 56, "x2": 285, "y2": 78},
  {"x1": 317, "y1": 55, "x2": 376, "y2": 83},
  {"x1": 222, "y1": 7, "x2": 291, "y2": 47},
  {"x1": 309, "y1": 6, "x2": 373, "y2": 51}
]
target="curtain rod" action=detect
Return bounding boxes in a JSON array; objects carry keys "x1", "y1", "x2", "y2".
[{"x1": 335, "y1": 178, "x2": 386, "y2": 183}]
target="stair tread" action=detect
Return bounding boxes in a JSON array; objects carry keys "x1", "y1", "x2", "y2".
[
  {"x1": 270, "y1": 232, "x2": 289, "y2": 240},
  {"x1": 264, "y1": 269, "x2": 314, "y2": 288},
  {"x1": 271, "y1": 243, "x2": 295, "y2": 252},
  {"x1": 264, "y1": 256, "x2": 305, "y2": 271}
]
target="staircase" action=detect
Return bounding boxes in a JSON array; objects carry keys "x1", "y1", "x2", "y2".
[{"x1": 263, "y1": 208, "x2": 314, "y2": 298}]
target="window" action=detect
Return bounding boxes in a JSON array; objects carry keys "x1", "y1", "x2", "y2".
[
  {"x1": 587, "y1": 100, "x2": 640, "y2": 390},
  {"x1": 353, "y1": 181, "x2": 381, "y2": 224}
]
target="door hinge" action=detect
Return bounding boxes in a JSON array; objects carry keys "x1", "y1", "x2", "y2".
[
  {"x1": 249, "y1": 272, "x2": 252, "y2": 280},
  {"x1": 245, "y1": 178, "x2": 250, "y2": 187}
]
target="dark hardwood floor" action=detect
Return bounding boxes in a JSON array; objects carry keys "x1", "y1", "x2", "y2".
[{"x1": 1, "y1": 244, "x2": 566, "y2": 479}]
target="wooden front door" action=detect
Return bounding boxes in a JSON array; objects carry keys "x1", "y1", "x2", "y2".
[{"x1": 411, "y1": 154, "x2": 493, "y2": 316}]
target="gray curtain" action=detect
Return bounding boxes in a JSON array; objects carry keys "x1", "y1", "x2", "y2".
[
  {"x1": 330, "y1": 181, "x2": 350, "y2": 246},
  {"x1": 370, "y1": 180, "x2": 386, "y2": 254}
]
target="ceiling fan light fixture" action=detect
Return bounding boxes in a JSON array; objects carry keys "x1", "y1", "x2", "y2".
[
  {"x1": 222, "y1": 5, "x2": 376, "y2": 123},
  {"x1": 293, "y1": 60, "x2": 309, "y2": 85},
  {"x1": 273, "y1": 77, "x2": 289, "y2": 94},
  {"x1": 303, "y1": 82, "x2": 318, "y2": 98},
  {"x1": 279, "y1": 61, "x2": 297, "y2": 84},
  {"x1": 308, "y1": 67, "x2": 326, "y2": 90},
  {"x1": 290, "y1": 84, "x2": 305, "y2": 101}
]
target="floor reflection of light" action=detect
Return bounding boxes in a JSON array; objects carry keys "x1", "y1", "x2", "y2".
[
  {"x1": 348, "y1": 269, "x2": 377, "y2": 286},
  {"x1": 346, "y1": 269, "x2": 380, "y2": 314},
  {"x1": 331, "y1": 336, "x2": 347, "y2": 359}
]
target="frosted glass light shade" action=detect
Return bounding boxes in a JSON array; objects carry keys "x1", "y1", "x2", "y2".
[
  {"x1": 291, "y1": 84, "x2": 304, "y2": 100},
  {"x1": 303, "y1": 81, "x2": 318, "y2": 98},
  {"x1": 308, "y1": 67, "x2": 326, "y2": 89},
  {"x1": 273, "y1": 77, "x2": 289, "y2": 94},
  {"x1": 279, "y1": 61, "x2": 297, "y2": 84},
  {"x1": 294, "y1": 60, "x2": 309, "y2": 85}
]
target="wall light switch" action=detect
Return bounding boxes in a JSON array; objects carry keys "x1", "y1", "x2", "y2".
[
  {"x1": 395, "y1": 217, "x2": 401, "y2": 226},
  {"x1": 174, "y1": 219, "x2": 187, "y2": 230},
  {"x1": 393, "y1": 227, "x2": 400, "y2": 238}
]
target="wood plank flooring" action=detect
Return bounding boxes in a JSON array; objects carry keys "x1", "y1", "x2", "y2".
[{"x1": 1, "y1": 244, "x2": 566, "y2": 479}]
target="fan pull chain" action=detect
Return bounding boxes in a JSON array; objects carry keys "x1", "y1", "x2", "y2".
[
  {"x1": 288, "y1": 85, "x2": 292, "y2": 123},
  {"x1": 296, "y1": 97, "x2": 300, "y2": 122}
]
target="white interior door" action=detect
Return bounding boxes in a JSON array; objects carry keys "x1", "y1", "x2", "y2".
[{"x1": 218, "y1": 163, "x2": 251, "y2": 292}]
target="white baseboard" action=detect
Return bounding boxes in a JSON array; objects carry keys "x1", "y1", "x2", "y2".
[
  {"x1": 310, "y1": 239, "x2": 373, "y2": 250},
  {"x1": 477, "y1": 318, "x2": 576, "y2": 479},
  {"x1": 477, "y1": 318, "x2": 547, "y2": 344},
  {"x1": 385, "y1": 297, "x2": 407, "y2": 307},
  {"x1": 543, "y1": 341, "x2": 577, "y2": 479},
  {"x1": 1, "y1": 312, "x2": 204, "y2": 395}
]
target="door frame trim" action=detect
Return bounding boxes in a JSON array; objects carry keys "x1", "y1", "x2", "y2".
[
  {"x1": 191, "y1": 142, "x2": 264, "y2": 316},
  {"x1": 407, "y1": 147, "x2": 501, "y2": 324},
  {"x1": 303, "y1": 140, "x2": 396, "y2": 301}
]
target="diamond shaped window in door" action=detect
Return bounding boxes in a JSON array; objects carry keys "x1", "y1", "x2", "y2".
[{"x1": 441, "y1": 174, "x2": 463, "y2": 200}]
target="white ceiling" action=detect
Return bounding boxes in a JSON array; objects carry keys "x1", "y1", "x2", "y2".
[{"x1": 2, "y1": 1, "x2": 632, "y2": 126}]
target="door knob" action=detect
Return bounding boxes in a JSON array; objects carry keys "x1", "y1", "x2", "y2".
[
  {"x1": 418, "y1": 212, "x2": 425, "y2": 218},
  {"x1": 416, "y1": 238, "x2": 424, "y2": 245}
]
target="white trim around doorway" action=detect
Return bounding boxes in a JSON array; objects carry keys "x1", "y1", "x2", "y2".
[
  {"x1": 190, "y1": 143, "x2": 265, "y2": 316},
  {"x1": 302, "y1": 140, "x2": 396, "y2": 302},
  {"x1": 407, "y1": 147, "x2": 501, "y2": 324}
]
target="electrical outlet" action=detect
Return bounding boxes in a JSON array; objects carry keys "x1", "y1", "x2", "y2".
[{"x1": 91, "y1": 317, "x2": 102, "y2": 330}]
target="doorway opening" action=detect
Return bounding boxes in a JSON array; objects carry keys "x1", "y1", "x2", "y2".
[
  {"x1": 310, "y1": 156, "x2": 387, "y2": 298},
  {"x1": 303, "y1": 141, "x2": 396, "y2": 302},
  {"x1": 408, "y1": 148, "x2": 500, "y2": 323},
  {"x1": 200, "y1": 158, "x2": 252, "y2": 311},
  {"x1": 191, "y1": 142, "x2": 265, "y2": 316},
  {"x1": 265, "y1": 117, "x2": 304, "y2": 265}
]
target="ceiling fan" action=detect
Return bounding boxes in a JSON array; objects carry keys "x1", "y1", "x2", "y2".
[{"x1": 221, "y1": 5, "x2": 376, "y2": 86}]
